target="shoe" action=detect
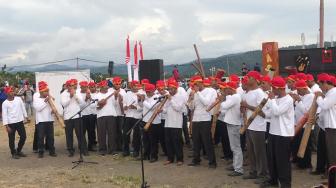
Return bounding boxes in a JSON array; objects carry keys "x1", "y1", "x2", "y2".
[
  {"x1": 164, "y1": 161, "x2": 173, "y2": 165},
  {"x1": 226, "y1": 166, "x2": 235, "y2": 171},
  {"x1": 68, "y1": 152, "x2": 74, "y2": 157},
  {"x1": 88, "y1": 148, "x2": 97, "y2": 152},
  {"x1": 16, "y1": 152, "x2": 27, "y2": 157},
  {"x1": 228, "y1": 171, "x2": 243, "y2": 177},
  {"x1": 243, "y1": 173, "x2": 257, "y2": 179},
  {"x1": 38, "y1": 153, "x2": 44, "y2": 158},
  {"x1": 132, "y1": 152, "x2": 139, "y2": 158},
  {"x1": 177, "y1": 161, "x2": 183, "y2": 166},
  {"x1": 11, "y1": 154, "x2": 20, "y2": 159},
  {"x1": 99, "y1": 152, "x2": 106, "y2": 156},
  {"x1": 254, "y1": 176, "x2": 268, "y2": 184},
  {"x1": 188, "y1": 162, "x2": 200, "y2": 166},
  {"x1": 122, "y1": 152, "x2": 130, "y2": 157},
  {"x1": 208, "y1": 164, "x2": 217, "y2": 169},
  {"x1": 259, "y1": 181, "x2": 278, "y2": 188},
  {"x1": 310, "y1": 171, "x2": 324, "y2": 175},
  {"x1": 149, "y1": 158, "x2": 158, "y2": 163},
  {"x1": 33, "y1": 150, "x2": 38, "y2": 153},
  {"x1": 83, "y1": 152, "x2": 89, "y2": 156},
  {"x1": 49, "y1": 153, "x2": 57, "y2": 157}
]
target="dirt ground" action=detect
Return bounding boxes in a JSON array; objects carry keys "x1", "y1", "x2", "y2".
[{"x1": 0, "y1": 120, "x2": 325, "y2": 188}]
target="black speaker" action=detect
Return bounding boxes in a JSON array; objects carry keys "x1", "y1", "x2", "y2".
[
  {"x1": 108, "y1": 61, "x2": 114, "y2": 76},
  {"x1": 139, "y1": 59, "x2": 164, "y2": 83}
]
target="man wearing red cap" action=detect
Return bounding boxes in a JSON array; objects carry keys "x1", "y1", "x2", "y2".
[
  {"x1": 33, "y1": 81, "x2": 57, "y2": 158},
  {"x1": 261, "y1": 76, "x2": 295, "y2": 188},
  {"x1": 286, "y1": 75, "x2": 297, "y2": 95},
  {"x1": 112, "y1": 77, "x2": 127, "y2": 152},
  {"x1": 141, "y1": 83, "x2": 161, "y2": 162},
  {"x1": 2, "y1": 86, "x2": 29, "y2": 159},
  {"x1": 87, "y1": 81, "x2": 98, "y2": 150},
  {"x1": 61, "y1": 79, "x2": 88, "y2": 157},
  {"x1": 155, "y1": 80, "x2": 168, "y2": 156},
  {"x1": 241, "y1": 71, "x2": 268, "y2": 180},
  {"x1": 291, "y1": 80, "x2": 314, "y2": 169},
  {"x1": 122, "y1": 80, "x2": 143, "y2": 157},
  {"x1": 163, "y1": 79, "x2": 185, "y2": 165},
  {"x1": 188, "y1": 75, "x2": 217, "y2": 168},
  {"x1": 315, "y1": 73, "x2": 336, "y2": 178},
  {"x1": 220, "y1": 81, "x2": 244, "y2": 176},
  {"x1": 95, "y1": 80, "x2": 119, "y2": 156}
]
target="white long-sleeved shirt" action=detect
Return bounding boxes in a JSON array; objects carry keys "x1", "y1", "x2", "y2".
[
  {"x1": 265, "y1": 95, "x2": 295, "y2": 137},
  {"x1": 33, "y1": 96, "x2": 54, "y2": 124},
  {"x1": 164, "y1": 94, "x2": 184, "y2": 128},
  {"x1": 113, "y1": 88, "x2": 126, "y2": 116},
  {"x1": 95, "y1": 90, "x2": 118, "y2": 118},
  {"x1": 205, "y1": 87, "x2": 218, "y2": 115},
  {"x1": 245, "y1": 88, "x2": 267, "y2": 132},
  {"x1": 294, "y1": 93, "x2": 314, "y2": 126},
  {"x1": 316, "y1": 87, "x2": 336, "y2": 129},
  {"x1": 221, "y1": 93, "x2": 241, "y2": 126},
  {"x1": 2, "y1": 97, "x2": 27, "y2": 125},
  {"x1": 79, "y1": 92, "x2": 93, "y2": 116},
  {"x1": 177, "y1": 87, "x2": 188, "y2": 115},
  {"x1": 192, "y1": 88, "x2": 215, "y2": 122},
  {"x1": 88, "y1": 92, "x2": 98, "y2": 115},
  {"x1": 142, "y1": 94, "x2": 161, "y2": 124},
  {"x1": 61, "y1": 91, "x2": 83, "y2": 120},
  {"x1": 123, "y1": 91, "x2": 143, "y2": 119}
]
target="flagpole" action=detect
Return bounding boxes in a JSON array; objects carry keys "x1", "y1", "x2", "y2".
[
  {"x1": 126, "y1": 36, "x2": 132, "y2": 82},
  {"x1": 133, "y1": 41, "x2": 139, "y2": 81}
]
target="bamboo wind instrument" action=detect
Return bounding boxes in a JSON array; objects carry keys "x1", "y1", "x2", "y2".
[
  {"x1": 239, "y1": 98, "x2": 269, "y2": 134},
  {"x1": 144, "y1": 97, "x2": 169, "y2": 130},
  {"x1": 97, "y1": 92, "x2": 115, "y2": 109},
  {"x1": 294, "y1": 113, "x2": 309, "y2": 137},
  {"x1": 297, "y1": 95, "x2": 318, "y2": 158},
  {"x1": 48, "y1": 97, "x2": 65, "y2": 128},
  {"x1": 193, "y1": 44, "x2": 206, "y2": 78},
  {"x1": 207, "y1": 98, "x2": 223, "y2": 112}
]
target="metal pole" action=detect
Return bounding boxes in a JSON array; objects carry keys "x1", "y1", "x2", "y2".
[
  {"x1": 320, "y1": 0, "x2": 324, "y2": 48},
  {"x1": 76, "y1": 57, "x2": 79, "y2": 70}
]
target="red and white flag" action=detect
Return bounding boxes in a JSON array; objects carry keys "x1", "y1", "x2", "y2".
[
  {"x1": 133, "y1": 41, "x2": 139, "y2": 81},
  {"x1": 139, "y1": 41, "x2": 144, "y2": 60},
  {"x1": 126, "y1": 35, "x2": 132, "y2": 81}
]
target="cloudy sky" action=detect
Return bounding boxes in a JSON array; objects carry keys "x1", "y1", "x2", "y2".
[{"x1": 0, "y1": 0, "x2": 335, "y2": 67}]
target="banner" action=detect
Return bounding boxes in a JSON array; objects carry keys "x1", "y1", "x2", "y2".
[{"x1": 262, "y1": 42, "x2": 279, "y2": 78}]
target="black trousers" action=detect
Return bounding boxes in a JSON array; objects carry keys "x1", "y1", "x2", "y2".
[
  {"x1": 64, "y1": 118, "x2": 88, "y2": 153},
  {"x1": 148, "y1": 123, "x2": 161, "y2": 160},
  {"x1": 7, "y1": 121, "x2": 26, "y2": 155},
  {"x1": 97, "y1": 116, "x2": 117, "y2": 154},
  {"x1": 123, "y1": 117, "x2": 141, "y2": 154},
  {"x1": 182, "y1": 115, "x2": 190, "y2": 145},
  {"x1": 268, "y1": 134, "x2": 292, "y2": 188},
  {"x1": 165, "y1": 128, "x2": 183, "y2": 162},
  {"x1": 159, "y1": 120, "x2": 167, "y2": 155},
  {"x1": 325, "y1": 128, "x2": 336, "y2": 168},
  {"x1": 290, "y1": 131, "x2": 301, "y2": 163},
  {"x1": 142, "y1": 121, "x2": 151, "y2": 160},
  {"x1": 37, "y1": 122, "x2": 55, "y2": 154},
  {"x1": 296, "y1": 128, "x2": 312, "y2": 169},
  {"x1": 316, "y1": 129, "x2": 328, "y2": 173},
  {"x1": 116, "y1": 116, "x2": 124, "y2": 151},
  {"x1": 214, "y1": 120, "x2": 222, "y2": 145},
  {"x1": 82, "y1": 115, "x2": 96, "y2": 150},
  {"x1": 218, "y1": 120, "x2": 233, "y2": 159},
  {"x1": 33, "y1": 125, "x2": 49, "y2": 151},
  {"x1": 192, "y1": 121, "x2": 216, "y2": 165},
  {"x1": 240, "y1": 131, "x2": 246, "y2": 151}
]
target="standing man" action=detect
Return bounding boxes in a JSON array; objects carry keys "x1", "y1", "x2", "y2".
[
  {"x1": 188, "y1": 76, "x2": 217, "y2": 168},
  {"x1": 156, "y1": 80, "x2": 167, "y2": 156},
  {"x1": 87, "y1": 81, "x2": 98, "y2": 151},
  {"x1": 163, "y1": 79, "x2": 184, "y2": 165},
  {"x1": 2, "y1": 86, "x2": 28, "y2": 159},
  {"x1": 241, "y1": 71, "x2": 268, "y2": 180},
  {"x1": 22, "y1": 82, "x2": 34, "y2": 117},
  {"x1": 261, "y1": 76, "x2": 295, "y2": 188},
  {"x1": 61, "y1": 79, "x2": 88, "y2": 157},
  {"x1": 96, "y1": 80, "x2": 118, "y2": 156},
  {"x1": 33, "y1": 81, "x2": 57, "y2": 158}
]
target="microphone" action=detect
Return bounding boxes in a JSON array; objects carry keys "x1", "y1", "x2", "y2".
[{"x1": 154, "y1": 96, "x2": 166, "y2": 100}]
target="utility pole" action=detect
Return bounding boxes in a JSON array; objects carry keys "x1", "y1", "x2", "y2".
[
  {"x1": 76, "y1": 57, "x2": 79, "y2": 70},
  {"x1": 320, "y1": 0, "x2": 324, "y2": 48}
]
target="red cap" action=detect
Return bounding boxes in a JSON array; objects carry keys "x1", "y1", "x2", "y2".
[
  {"x1": 144, "y1": 83, "x2": 155, "y2": 92},
  {"x1": 203, "y1": 78, "x2": 211, "y2": 86},
  {"x1": 215, "y1": 69, "x2": 225, "y2": 80},
  {"x1": 38, "y1": 81, "x2": 49, "y2": 92},
  {"x1": 88, "y1": 81, "x2": 96, "y2": 87},
  {"x1": 79, "y1": 81, "x2": 88, "y2": 87},
  {"x1": 4, "y1": 86, "x2": 13, "y2": 94},
  {"x1": 246, "y1": 71, "x2": 261, "y2": 81},
  {"x1": 113, "y1": 76, "x2": 122, "y2": 84},
  {"x1": 141, "y1": 79, "x2": 150, "y2": 85},
  {"x1": 98, "y1": 80, "x2": 108, "y2": 88},
  {"x1": 272, "y1": 76, "x2": 286, "y2": 89},
  {"x1": 218, "y1": 82, "x2": 227, "y2": 89},
  {"x1": 130, "y1": 80, "x2": 139, "y2": 86},
  {"x1": 66, "y1": 79, "x2": 78, "y2": 86},
  {"x1": 241, "y1": 76, "x2": 248, "y2": 85},
  {"x1": 191, "y1": 75, "x2": 203, "y2": 83},
  {"x1": 330, "y1": 76, "x2": 336, "y2": 86},
  {"x1": 229, "y1": 74, "x2": 239, "y2": 82},
  {"x1": 156, "y1": 80, "x2": 165, "y2": 89},
  {"x1": 317, "y1": 73, "x2": 331, "y2": 82},
  {"x1": 296, "y1": 73, "x2": 307, "y2": 81},
  {"x1": 286, "y1": 75, "x2": 297, "y2": 82},
  {"x1": 295, "y1": 80, "x2": 308, "y2": 89},
  {"x1": 306, "y1": 74, "x2": 314, "y2": 81},
  {"x1": 167, "y1": 79, "x2": 178, "y2": 88},
  {"x1": 227, "y1": 81, "x2": 238, "y2": 90},
  {"x1": 260, "y1": 75, "x2": 271, "y2": 84}
]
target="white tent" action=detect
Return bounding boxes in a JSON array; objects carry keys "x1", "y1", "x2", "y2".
[{"x1": 35, "y1": 69, "x2": 91, "y2": 114}]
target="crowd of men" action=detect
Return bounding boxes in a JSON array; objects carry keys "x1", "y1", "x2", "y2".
[{"x1": 1, "y1": 70, "x2": 336, "y2": 188}]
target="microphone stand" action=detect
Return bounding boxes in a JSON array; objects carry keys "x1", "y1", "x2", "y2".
[
  {"x1": 70, "y1": 99, "x2": 99, "y2": 169},
  {"x1": 126, "y1": 98, "x2": 162, "y2": 188}
]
